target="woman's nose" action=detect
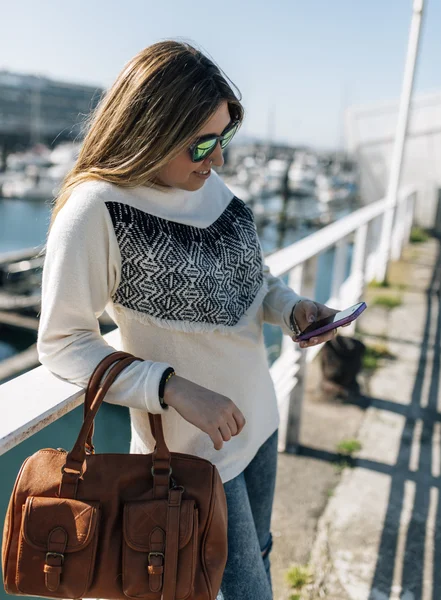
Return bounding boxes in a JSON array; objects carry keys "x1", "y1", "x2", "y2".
[{"x1": 207, "y1": 142, "x2": 224, "y2": 168}]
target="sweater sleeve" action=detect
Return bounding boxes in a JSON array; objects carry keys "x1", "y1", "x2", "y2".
[
  {"x1": 37, "y1": 184, "x2": 172, "y2": 413},
  {"x1": 262, "y1": 262, "x2": 304, "y2": 336}
]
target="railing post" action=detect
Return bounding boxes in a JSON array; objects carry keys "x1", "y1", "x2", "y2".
[
  {"x1": 406, "y1": 191, "x2": 417, "y2": 242},
  {"x1": 331, "y1": 239, "x2": 348, "y2": 302},
  {"x1": 351, "y1": 223, "x2": 368, "y2": 302},
  {"x1": 343, "y1": 224, "x2": 369, "y2": 336},
  {"x1": 284, "y1": 349, "x2": 306, "y2": 454},
  {"x1": 391, "y1": 194, "x2": 405, "y2": 261},
  {"x1": 352, "y1": 224, "x2": 368, "y2": 294},
  {"x1": 283, "y1": 257, "x2": 317, "y2": 453},
  {"x1": 281, "y1": 264, "x2": 304, "y2": 354}
]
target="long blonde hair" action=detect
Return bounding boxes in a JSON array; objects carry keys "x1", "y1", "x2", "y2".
[{"x1": 50, "y1": 41, "x2": 244, "y2": 228}]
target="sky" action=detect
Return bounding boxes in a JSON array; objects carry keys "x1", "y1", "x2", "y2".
[{"x1": 1, "y1": 0, "x2": 439, "y2": 149}]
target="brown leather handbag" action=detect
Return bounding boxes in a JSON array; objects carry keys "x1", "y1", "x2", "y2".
[{"x1": 2, "y1": 351, "x2": 228, "y2": 599}]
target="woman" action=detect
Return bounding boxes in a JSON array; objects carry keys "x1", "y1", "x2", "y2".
[{"x1": 37, "y1": 41, "x2": 338, "y2": 599}]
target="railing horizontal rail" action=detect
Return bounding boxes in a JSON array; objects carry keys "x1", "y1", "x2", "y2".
[
  {"x1": 0, "y1": 245, "x2": 45, "y2": 266},
  {"x1": 266, "y1": 186, "x2": 415, "y2": 278},
  {"x1": 0, "y1": 187, "x2": 417, "y2": 456},
  {"x1": 265, "y1": 198, "x2": 387, "y2": 276},
  {"x1": 0, "y1": 328, "x2": 120, "y2": 457}
]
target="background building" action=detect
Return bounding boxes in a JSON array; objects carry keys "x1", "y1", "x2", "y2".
[
  {"x1": 0, "y1": 70, "x2": 103, "y2": 166},
  {"x1": 345, "y1": 91, "x2": 441, "y2": 229}
]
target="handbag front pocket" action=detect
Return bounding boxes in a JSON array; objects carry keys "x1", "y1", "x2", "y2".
[
  {"x1": 16, "y1": 496, "x2": 100, "y2": 599},
  {"x1": 123, "y1": 498, "x2": 198, "y2": 600}
]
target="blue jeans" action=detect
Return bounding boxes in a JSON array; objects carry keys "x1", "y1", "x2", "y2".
[{"x1": 217, "y1": 429, "x2": 278, "y2": 600}]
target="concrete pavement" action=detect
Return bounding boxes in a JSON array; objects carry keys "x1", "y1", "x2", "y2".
[{"x1": 271, "y1": 238, "x2": 441, "y2": 600}]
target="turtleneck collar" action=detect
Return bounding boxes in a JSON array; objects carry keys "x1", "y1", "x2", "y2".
[{"x1": 113, "y1": 169, "x2": 235, "y2": 228}]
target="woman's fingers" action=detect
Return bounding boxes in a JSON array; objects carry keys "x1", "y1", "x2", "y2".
[
  {"x1": 227, "y1": 418, "x2": 238, "y2": 436},
  {"x1": 233, "y1": 409, "x2": 246, "y2": 434},
  {"x1": 211, "y1": 412, "x2": 246, "y2": 449},
  {"x1": 218, "y1": 423, "x2": 232, "y2": 443},
  {"x1": 299, "y1": 327, "x2": 338, "y2": 348},
  {"x1": 211, "y1": 428, "x2": 224, "y2": 451}
]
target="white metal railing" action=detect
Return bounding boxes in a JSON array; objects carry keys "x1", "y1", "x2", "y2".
[
  {"x1": 0, "y1": 187, "x2": 416, "y2": 457},
  {"x1": 267, "y1": 186, "x2": 416, "y2": 451}
]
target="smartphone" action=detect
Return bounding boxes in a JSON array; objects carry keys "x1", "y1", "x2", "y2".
[{"x1": 296, "y1": 301, "x2": 367, "y2": 341}]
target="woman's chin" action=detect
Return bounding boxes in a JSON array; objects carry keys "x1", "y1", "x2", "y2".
[{"x1": 176, "y1": 175, "x2": 207, "y2": 192}]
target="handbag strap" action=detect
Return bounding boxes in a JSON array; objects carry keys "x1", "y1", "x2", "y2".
[
  {"x1": 83, "y1": 353, "x2": 170, "y2": 467},
  {"x1": 59, "y1": 356, "x2": 137, "y2": 498},
  {"x1": 83, "y1": 353, "x2": 171, "y2": 478},
  {"x1": 59, "y1": 353, "x2": 172, "y2": 498},
  {"x1": 162, "y1": 487, "x2": 184, "y2": 600},
  {"x1": 83, "y1": 351, "x2": 132, "y2": 453}
]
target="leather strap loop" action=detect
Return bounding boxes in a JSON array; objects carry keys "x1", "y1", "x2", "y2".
[
  {"x1": 162, "y1": 488, "x2": 183, "y2": 600},
  {"x1": 150, "y1": 414, "x2": 169, "y2": 462},
  {"x1": 44, "y1": 527, "x2": 67, "y2": 591},
  {"x1": 149, "y1": 413, "x2": 172, "y2": 497},
  {"x1": 153, "y1": 470, "x2": 171, "y2": 500},
  {"x1": 147, "y1": 527, "x2": 165, "y2": 592},
  {"x1": 58, "y1": 469, "x2": 80, "y2": 499}
]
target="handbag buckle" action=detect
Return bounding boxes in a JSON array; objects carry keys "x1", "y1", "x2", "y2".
[
  {"x1": 148, "y1": 552, "x2": 164, "y2": 560},
  {"x1": 46, "y1": 551, "x2": 64, "y2": 564}
]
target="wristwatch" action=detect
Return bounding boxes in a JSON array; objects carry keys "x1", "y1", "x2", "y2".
[{"x1": 289, "y1": 301, "x2": 302, "y2": 337}]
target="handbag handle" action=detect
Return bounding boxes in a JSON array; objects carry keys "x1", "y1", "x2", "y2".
[
  {"x1": 83, "y1": 352, "x2": 169, "y2": 464},
  {"x1": 60, "y1": 353, "x2": 172, "y2": 498},
  {"x1": 83, "y1": 351, "x2": 135, "y2": 453}
]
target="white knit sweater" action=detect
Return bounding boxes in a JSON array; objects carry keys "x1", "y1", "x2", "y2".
[{"x1": 37, "y1": 171, "x2": 301, "y2": 482}]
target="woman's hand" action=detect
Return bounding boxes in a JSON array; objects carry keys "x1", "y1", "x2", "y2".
[
  {"x1": 292, "y1": 299, "x2": 345, "y2": 349},
  {"x1": 163, "y1": 375, "x2": 246, "y2": 451}
]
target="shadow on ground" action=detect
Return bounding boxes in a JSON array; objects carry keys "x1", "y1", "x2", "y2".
[{"x1": 299, "y1": 240, "x2": 441, "y2": 599}]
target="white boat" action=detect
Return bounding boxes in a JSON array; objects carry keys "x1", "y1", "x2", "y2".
[
  {"x1": 1, "y1": 142, "x2": 79, "y2": 201},
  {"x1": 49, "y1": 142, "x2": 80, "y2": 167},
  {"x1": 315, "y1": 173, "x2": 356, "y2": 204},
  {"x1": 266, "y1": 159, "x2": 288, "y2": 176},
  {"x1": 288, "y1": 163, "x2": 316, "y2": 197},
  {"x1": 6, "y1": 145, "x2": 52, "y2": 171},
  {"x1": 1, "y1": 166, "x2": 61, "y2": 201}
]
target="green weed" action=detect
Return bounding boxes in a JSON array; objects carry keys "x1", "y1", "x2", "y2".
[
  {"x1": 410, "y1": 226, "x2": 430, "y2": 243},
  {"x1": 285, "y1": 564, "x2": 313, "y2": 590},
  {"x1": 368, "y1": 279, "x2": 391, "y2": 288},
  {"x1": 337, "y1": 439, "x2": 362, "y2": 456},
  {"x1": 363, "y1": 343, "x2": 395, "y2": 370},
  {"x1": 372, "y1": 295, "x2": 402, "y2": 310}
]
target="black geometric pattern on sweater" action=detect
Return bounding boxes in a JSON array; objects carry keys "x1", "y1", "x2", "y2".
[{"x1": 105, "y1": 197, "x2": 264, "y2": 326}]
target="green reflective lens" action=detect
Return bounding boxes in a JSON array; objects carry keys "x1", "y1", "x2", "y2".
[
  {"x1": 220, "y1": 123, "x2": 238, "y2": 149},
  {"x1": 193, "y1": 139, "x2": 217, "y2": 161}
]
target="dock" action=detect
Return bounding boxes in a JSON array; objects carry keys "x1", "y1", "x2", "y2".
[
  {"x1": 0, "y1": 343, "x2": 38, "y2": 383},
  {"x1": 0, "y1": 311, "x2": 39, "y2": 331}
]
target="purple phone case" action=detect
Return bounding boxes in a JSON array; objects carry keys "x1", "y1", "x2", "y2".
[{"x1": 296, "y1": 302, "x2": 367, "y2": 341}]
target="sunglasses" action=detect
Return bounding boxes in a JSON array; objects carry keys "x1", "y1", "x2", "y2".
[{"x1": 188, "y1": 121, "x2": 240, "y2": 162}]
